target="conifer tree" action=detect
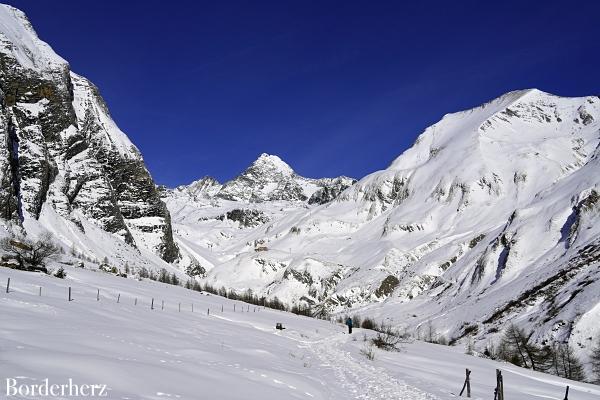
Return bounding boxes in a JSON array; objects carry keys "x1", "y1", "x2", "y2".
[{"x1": 591, "y1": 337, "x2": 600, "y2": 383}]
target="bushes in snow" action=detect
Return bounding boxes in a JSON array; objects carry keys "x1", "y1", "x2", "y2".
[
  {"x1": 0, "y1": 232, "x2": 60, "y2": 272},
  {"x1": 53, "y1": 267, "x2": 67, "y2": 279},
  {"x1": 370, "y1": 324, "x2": 409, "y2": 351},
  {"x1": 361, "y1": 317, "x2": 377, "y2": 330},
  {"x1": 360, "y1": 343, "x2": 376, "y2": 360}
]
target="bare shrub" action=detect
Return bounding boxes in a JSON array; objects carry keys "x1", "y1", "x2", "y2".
[
  {"x1": 361, "y1": 317, "x2": 377, "y2": 330},
  {"x1": 360, "y1": 343, "x2": 376, "y2": 360},
  {"x1": 0, "y1": 232, "x2": 60, "y2": 272},
  {"x1": 371, "y1": 324, "x2": 408, "y2": 351}
]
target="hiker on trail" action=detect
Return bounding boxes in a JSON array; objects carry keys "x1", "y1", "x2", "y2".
[{"x1": 345, "y1": 317, "x2": 353, "y2": 334}]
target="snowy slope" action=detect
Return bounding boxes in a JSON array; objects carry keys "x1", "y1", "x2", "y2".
[
  {"x1": 0, "y1": 5, "x2": 66, "y2": 71},
  {"x1": 166, "y1": 90, "x2": 600, "y2": 356},
  {"x1": 2, "y1": 266, "x2": 599, "y2": 399}
]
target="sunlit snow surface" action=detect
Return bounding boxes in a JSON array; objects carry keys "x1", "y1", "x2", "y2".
[
  {"x1": 165, "y1": 89, "x2": 600, "y2": 356},
  {"x1": 1, "y1": 267, "x2": 599, "y2": 400}
]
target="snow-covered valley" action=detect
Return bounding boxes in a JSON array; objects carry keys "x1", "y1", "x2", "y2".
[
  {"x1": 2, "y1": 266, "x2": 599, "y2": 400},
  {"x1": 0, "y1": 2, "x2": 600, "y2": 396}
]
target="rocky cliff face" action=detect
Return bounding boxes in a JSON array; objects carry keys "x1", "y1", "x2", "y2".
[{"x1": 0, "y1": 5, "x2": 178, "y2": 262}]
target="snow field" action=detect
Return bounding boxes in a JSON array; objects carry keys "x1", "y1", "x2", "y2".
[{"x1": 2, "y1": 266, "x2": 599, "y2": 400}]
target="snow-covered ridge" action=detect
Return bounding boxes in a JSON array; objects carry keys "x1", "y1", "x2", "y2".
[
  {"x1": 0, "y1": 5, "x2": 67, "y2": 71},
  {"x1": 165, "y1": 88, "x2": 600, "y2": 355},
  {"x1": 169, "y1": 152, "x2": 356, "y2": 207}
]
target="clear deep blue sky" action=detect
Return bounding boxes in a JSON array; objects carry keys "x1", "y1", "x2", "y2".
[{"x1": 7, "y1": 1, "x2": 600, "y2": 186}]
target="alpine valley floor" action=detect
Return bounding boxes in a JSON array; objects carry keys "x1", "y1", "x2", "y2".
[{"x1": 1, "y1": 266, "x2": 599, "y2": 400}]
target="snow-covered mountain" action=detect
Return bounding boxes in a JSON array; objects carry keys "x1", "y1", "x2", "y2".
[
  {"x1": 0, "y1": 4, "x2": 179, "y2": 269},
  {"x1": 164, "y1": 89, "x2": 600, "y2": 351},
  {"x1": 173, "y1": 153, "x2": 356, "y2": 204},
  {"x1": 0, "y1": 4, "x2": 599, "y2": 356}
]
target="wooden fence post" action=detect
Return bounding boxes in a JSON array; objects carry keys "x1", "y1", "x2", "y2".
[
  {"x1": 39, "y1": 286, "x2": 42, "y2": 296},
  {"x1": 467, "y1": 369, "x2": 471, "y2": 397},
  {"x1": 459, "y1": 368, "x2": 471, "y2": 397},
  {"x1": 117, "y1": 294, "x2": 120, "y2": 303},
  {"x1": 221, "y1": 304, "x2": 223, "y2": 312},
  {"x1": 207, "y1": 308, "x2": 210, "y2": 315},
  {"x1": 161, "y1": 300, "x2": 164, "y2": 310},
  {"x1": 495, "y1": 369, "x2": 504, "y2": 400},
  {"x1": 564, "y1": 385, "x2": 569, "y2": 400},
  {"x1": 6, "y1": 277, "x2": 10, "y2": 293},
  {"x1": 135, "y1": 298, "x2": 137, "y2": 306},
  {"x1": 68, "y1": 287, "x2": 72, "y2": 301},
  {"x1": 151, "y1": 298, "x2": 154, "y2": 310},
  {"x1": 97, "y1": 289, "x2": 100, "y2": 301}
]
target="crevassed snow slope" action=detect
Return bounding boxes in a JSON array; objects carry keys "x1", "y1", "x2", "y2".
[{"x1": 1, "y1": 266, "x2": 599, "y2": 400}]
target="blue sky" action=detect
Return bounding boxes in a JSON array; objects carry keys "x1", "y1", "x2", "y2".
[{"x1": 8, "y1": 1, "x2": 600, "y2": 186}]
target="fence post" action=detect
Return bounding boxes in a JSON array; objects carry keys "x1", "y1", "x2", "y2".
[
  {"x1": 564, "y1": 385, "x2": 569, "y2": 400},
  {"x1": 151, "y1": 298, "x2": 154, "y2": 310},
  {"x1": 207, "y1": 308, "x2": 210, "y2": 316},
  {"x1": 179, "y1": 303, "x2": 181, "y2": 312},
  {"x1": 68, "y1": 287, "x2": 72, "y2": 302},
  {"x1": 117, "y1": 294, "x2": 120, "y2": 303},
  {"x1": 495, "y1": 369, "x2": 504, "y2": 400},
  {"x1": 161, "y1": 300, "x2": 164, "y2": 311},
  {"x1": 458, "y1": 368, "x2": 471, "y2": 397},
  {"x1": 221, "y1": 304, "x2": 223, "y2": 312},
  {"x1": 97, "y1": 289, "x2": 100, "y2": 301},
  {"x1": 459, "y1": 368, "x2": 471, "y2": 397},
  {"x1": 6, "y1": 277, "x2": 10, "y2": 293},
  {"x1": 39, "y1": 286, "x2": 42, "y2": 296},
  {"x1": 135, "y1": 298, "x2": 137, "y2": 306},
  {"x1": 467, "y1": 368, "x2": 471, "y2": 397}
]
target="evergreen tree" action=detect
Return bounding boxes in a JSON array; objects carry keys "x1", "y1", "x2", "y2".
[
  {"x1": 591, "y1": 337, "x2": 600, "y2": 383},
  {"x1": 192, "y1": 280, "x2": 202, "y2": 292},
  {"x1": 500, "y1": 324, "x2": 550, "y2": 371},
  {"x1": 158, "y1": 268, "x2": 169, "y2": 283},
  {"x1": 548, "y1": 343, "x2": 585, "y2": 381}
]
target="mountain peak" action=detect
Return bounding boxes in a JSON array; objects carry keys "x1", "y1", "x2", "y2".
[{"x1": 251, "y1": 153, "x2": 294, "y2": 176}]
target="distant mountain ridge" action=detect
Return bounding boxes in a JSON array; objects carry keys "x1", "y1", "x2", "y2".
[{"x1": 174, "y1": 153, "x2": 356, "y2": 205}]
